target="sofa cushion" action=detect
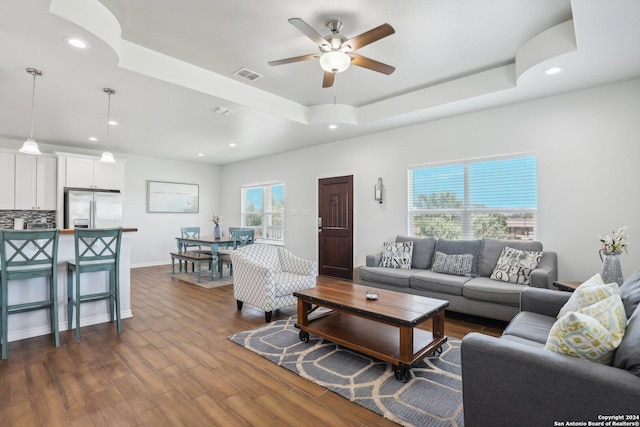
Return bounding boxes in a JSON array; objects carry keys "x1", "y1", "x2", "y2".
[
  {"x1": 395, "y1": 236, "x2": 436, "y2": 269},
  {"x1": 500, "y1": 334, "x2": 546, "y2": 349},
  {"x1": 620, "y1": 269, "x2": 640, "y2": 319},
  {"x1": 431, "y1": 252, "x2": 473, "y2": 277},
  {"x1": 380, "y1": 241, "x2": 413, "y2": 269},
  {"x1": 462, "y1": 277, "x2": 526, "y2": 306},
  {"x1": 502, "y1": 311, "x2": 557, "y2": 344},
  {"x1": 490, "y1": 246, "x2": 543, "y2": 285},
  {"x1": 358, "y1": 266, "x2": 413, "y2": 288},
  {"x1": 434, "y1": 239, "x2": 482, "y2": 276},
  {"x1": 557, "y1": 275, "x2": 619, "y2": 318},
  {"x1": 480, "y1": 238, "x2": 543, "y2": 278},
  {"x1": 409, "y1": 270, "x2": 471, "y2": 296},
  {"x1": 612, "y1": 305, "x2": 640, "y2": 376}
]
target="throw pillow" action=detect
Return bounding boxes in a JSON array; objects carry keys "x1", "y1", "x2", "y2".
[
  {"x1": 620, "y1": 269, "x2": 640, "y2": 319},
  {"x1": 545, "y1": 294, "x2": 627, "y2": 364},
  {"x1": 557, "y1": 274, "x2": 619, "y2": 319},
  {"x1": 380, "y1": 241, "x2": 413, "y2": 270},
  {"x1": 434, "y1": 239, "x2": 482, "y2": 276},
  {"x1": 490, "y1": 246, "x2": 543, "y2": 285},
  {"x1": 431, "y1": 251, "x2": 473, "y2": 277}
]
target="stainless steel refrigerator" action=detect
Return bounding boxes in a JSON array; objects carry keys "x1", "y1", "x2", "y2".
[{"x1": 64, "y1": 188, "x2": 123, "y2": 229}]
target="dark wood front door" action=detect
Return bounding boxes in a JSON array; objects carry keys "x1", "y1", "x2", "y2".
[{"x1": 318, "y1": 175, "x2": 353, "y2": 280}]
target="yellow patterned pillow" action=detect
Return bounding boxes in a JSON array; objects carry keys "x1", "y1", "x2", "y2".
[
  {"x1": 557, "y1": 274, "x2": 619, "y2": 318},
  {"x1": 546, "y1": 295, "x2": 626, "y2": 364}
]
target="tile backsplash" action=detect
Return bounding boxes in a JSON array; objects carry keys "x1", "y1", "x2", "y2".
[{"x1": 0, "y1": 210, "x2": 57, "y2": 229}]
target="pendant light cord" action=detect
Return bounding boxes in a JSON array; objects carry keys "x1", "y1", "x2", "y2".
[
  {"x1": 28, "y1": 69, "x2": 39, "y2": 140},
  {"x1": 106, "y1": 91, "x2": 111, "y2": 150}
]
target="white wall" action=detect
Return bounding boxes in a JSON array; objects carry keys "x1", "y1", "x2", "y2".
[
  {"x1": 221, "y1": 78, "x2": 640, "y2": 281},
  {"x1": 120, "y1": 154, "x2": 222, "y2": 266}
]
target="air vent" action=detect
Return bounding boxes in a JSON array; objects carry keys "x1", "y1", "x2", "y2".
[
  {"x1": 233, "y1": 67, "x2": 263, "y2": 82},
  {"x1": 211, "y1": 106, "x2": 237, "y2": 116}
]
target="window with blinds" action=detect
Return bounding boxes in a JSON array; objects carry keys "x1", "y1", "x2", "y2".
[
  {"x1": 241, "y1": 182, "x2": 285, "y2": 243},
  {"x1": 408, "y1": 155, "x2": 537, "y2": 240}
]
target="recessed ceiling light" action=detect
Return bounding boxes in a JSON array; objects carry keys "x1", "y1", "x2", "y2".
[
  {"x1": 329, "y1": 124, "x2": 338, "y2": 129},
  {"x1": 108, "y1": 120, "x2": 118, "y2": 126},
  {"x1": 88, "y1": 137, "x2": 98, "y2": 142},
  {"x1": 64, "y1": 37, "x2": 89, "y2": 49},
  {"x1": 229, "y1": 143, "x2": 237, "y2": 147},
  {"x1": 545, "y1": 66, "x2": 564, "y2": 75},
  {"x1": 197, "y1": 153, "x2": 204, "y2": 157}
]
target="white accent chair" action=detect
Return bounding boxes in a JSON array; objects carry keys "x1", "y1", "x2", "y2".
[{"x1": 231, "y1": 244, "x2": 317, "y2": 322}]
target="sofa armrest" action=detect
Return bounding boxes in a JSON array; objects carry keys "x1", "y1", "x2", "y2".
[
  {"x1": 366, "y1": 252, "x2": 382, "y2": 267},
  {"x1": 529, "y1": 251, "x2": 558, "y2": 289},
  {"x1": 520, "y1": 287, "x2": 571, "y2": 317},
  {"x1": 461, "y1": 333, "x2": 640, "y2": 427}
]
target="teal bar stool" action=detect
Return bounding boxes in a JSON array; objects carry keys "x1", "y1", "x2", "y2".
[
  {"x1": 0, "y1": 229, "x2": 60, "y2": 360},
  {"x1": 67, "y1": 228, "x2": 123, "y2": 342}
]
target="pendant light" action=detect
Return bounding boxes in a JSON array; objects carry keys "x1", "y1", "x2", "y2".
[
  {"x1": 99, "y1": 88, "x2": 116, "y2": 163},
  {"x1": 19, "y1": 68, "x2": 43, "y2": 155}
]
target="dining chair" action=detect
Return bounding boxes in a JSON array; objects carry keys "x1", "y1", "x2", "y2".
[
  {"x1": 0, "y1": 229, "x2": 60, "y2": 359},
  {"x1": 67, "y1": 227, "x2": 122, "y2": 342},
  {"x1": 180, "y1": 227, "x2": 212, "y2": 272},
  {"x1": 218, "y1": 228, "x2": 254, "y2": 277}
]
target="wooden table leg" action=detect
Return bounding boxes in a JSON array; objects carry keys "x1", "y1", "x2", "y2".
[
  {"x1": 297, "y1": 299, "x2": 309, "y2": 327},
  {"x1": 399, "y1": 325, "x2": 414, "y2": 364},
  {"x1": 432, "y1": 310, "x2": 445, "y2": 339}
]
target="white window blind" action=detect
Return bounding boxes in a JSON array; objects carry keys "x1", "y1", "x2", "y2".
[
  {"x1": 241, "y1": 182, "x2": 284, "y2": 243},
  {"x1": 408, "y1": 155, "x2": 537, "y2": 240}
]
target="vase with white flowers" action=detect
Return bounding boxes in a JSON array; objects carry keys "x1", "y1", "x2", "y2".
[
  {"x1": 210, "y1": 214, "x2": 223, "y2": 239},
  {"x1": 598, "y1": 226, "x2": 630, "y2": 285}
]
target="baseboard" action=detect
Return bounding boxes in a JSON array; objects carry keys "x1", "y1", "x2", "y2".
[{"x1": 8, "y1": 310, "x2": 134, "y2": 343}]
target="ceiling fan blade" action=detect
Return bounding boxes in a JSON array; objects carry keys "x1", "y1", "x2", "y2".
[
  {"x1": 322, "y1": 71, "x2": 335, "y2": 88},
  {"x1": 268, "y1": 54, "x2": 318, "y2": 66},
  {"x1": 341, "y1": 23, "x2": 395, "y2": 51},
  {"x1": 289, "y1": 18, "x2": 331, "y2": 50},
  {"x1": 350, "y1": 54, "x2": 395, "y2": 75}
]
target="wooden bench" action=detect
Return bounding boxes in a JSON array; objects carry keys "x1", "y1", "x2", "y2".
[{"x1": 170, "y1": 252, "x2": 217, "y2": 283}]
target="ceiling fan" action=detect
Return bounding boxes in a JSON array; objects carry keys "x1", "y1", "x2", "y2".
[{"x1": 268, "y1": 18, "x2": 395, "y2": 88}]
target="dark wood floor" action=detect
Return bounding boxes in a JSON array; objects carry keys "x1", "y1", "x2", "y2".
[{"x1": 0, "y1": 266, "x2": 506, "y2": 426}]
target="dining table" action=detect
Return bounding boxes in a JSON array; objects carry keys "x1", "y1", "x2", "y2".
[{"x1": 174, "y1": 235, "x2": 235, "y2": 274}]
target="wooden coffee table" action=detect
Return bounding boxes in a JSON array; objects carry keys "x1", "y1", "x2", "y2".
[{"x1": 294, "y1": 281, "x2": 449, "y2": 381}]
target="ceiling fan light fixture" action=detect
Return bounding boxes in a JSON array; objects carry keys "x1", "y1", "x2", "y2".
[{"x1": 319, "y1": 51, "x2": 351, "y2": 73}]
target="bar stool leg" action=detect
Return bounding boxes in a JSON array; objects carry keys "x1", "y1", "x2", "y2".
[
  {"x1": 75, "y1": 270, "x2": 82, "y2": 342},
  {"x1": 1, "y1": 279, "x2": 8, "y2": 360},
  {"x1": 50, "y1": 276, "x2": 60, "y2": 348},
  {"x1": 115, "y1": 271, "x2": 121, "y2": 334}
]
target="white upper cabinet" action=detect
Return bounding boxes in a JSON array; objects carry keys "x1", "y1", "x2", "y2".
[
  {"x1": 65, "y1": 157, "x2": 123, "y2": 190},
  {"x1": 15, "y1": 155, "x2": 57, "y2": 210},
  {"x1": 0, "y1": 152, "x2": 16, "y2": 209}
]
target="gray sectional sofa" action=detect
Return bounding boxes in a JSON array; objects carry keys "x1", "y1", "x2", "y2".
[
  {"x1": 461, "y1": 286, "x2": 640, "y2": 426},
  {"x1": 359, "y1": 236, "x2": 558, "y2": 321}
]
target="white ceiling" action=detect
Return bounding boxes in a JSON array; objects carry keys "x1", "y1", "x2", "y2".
[{"x1": 0, "y1": 0, "x2": 639, "y2": 165}]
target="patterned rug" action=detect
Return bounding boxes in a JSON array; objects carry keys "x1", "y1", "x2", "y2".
[
  {"x1": 228, "y1": 316, "x2": 464, "y2": 427},
  {"x1": 169, "y1": 268, "x2": 233, "y2": 289}
]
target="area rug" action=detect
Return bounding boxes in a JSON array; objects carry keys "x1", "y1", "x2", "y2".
[
  {"x1": 228, "y1": 316, "x2": 463, "y2": 427},
  {"x1": 170, "y1": 271, "x2": 233, "y2": 289}
]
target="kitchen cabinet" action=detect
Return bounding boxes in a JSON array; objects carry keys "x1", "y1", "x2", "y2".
[
  {"x1": 0, "y1": 152, "x2": 15, "y2": 209},
  {"x1": 65, "y1": 157, "x2": 123, "y2": 190},
  {"x1": 15, "y1": 155, "x2": 57, "y2": 210}
]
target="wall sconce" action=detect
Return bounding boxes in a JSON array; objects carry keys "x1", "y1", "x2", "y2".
[{"x1": 374, "y1": 177, "x2": 383, "y2": 204}]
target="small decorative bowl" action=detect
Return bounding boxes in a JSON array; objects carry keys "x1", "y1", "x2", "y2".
[{"x1": 365, "y1": 290, "x2": 379, "y2": 300}]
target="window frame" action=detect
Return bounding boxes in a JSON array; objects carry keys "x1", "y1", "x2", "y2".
[
  {"x1": 407, "y1": 154, "x2": 538, "y2": 240},
  {"x1": 241, "y1": 181, "x2": 285, "y2": 244}
]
